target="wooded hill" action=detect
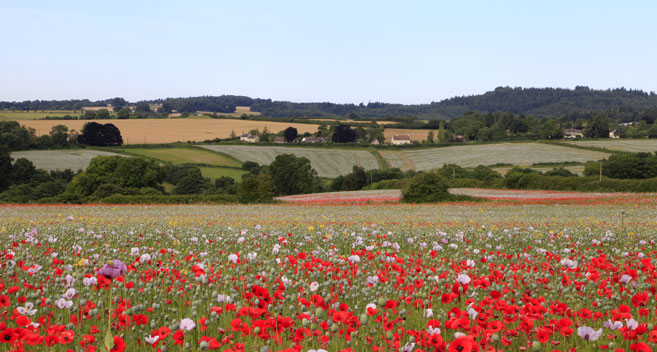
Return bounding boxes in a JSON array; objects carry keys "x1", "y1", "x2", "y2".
[{"x1": 3, "y1": 86, "x2": 657, "y2": 120}]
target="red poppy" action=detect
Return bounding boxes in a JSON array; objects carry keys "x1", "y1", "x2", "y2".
[
  {"x1": 133, "y1": 314, "x2": 148, "y2": 326},
  {"x1": 0, "y1": 328, "x2": 18, "y2": 344},
  {"x1": 0, "y1": 295, "x2": 9, "y2": 307},
  {"x1": 173, "y1": 330, "x2": 185, "y2": 346},
  {"x1": 110, "y1": 336, "x2": 126, "y2": 352},
  {"x1": 60, "y1": 330, "x2": 75, "y2": 344},
  {"x1": 448, "y1": 335, "x2": 479, "y2": 352},
  {"x1": 537, "y1": 328, "x2": 551, "y2": 343},
  {"x1": 629, "y1": 342, "x2": 651, "y2": 352}
]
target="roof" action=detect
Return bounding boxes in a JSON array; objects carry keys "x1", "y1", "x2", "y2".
[{"x1": 392, "y1": 135, "x2": 411, "y2": 140}]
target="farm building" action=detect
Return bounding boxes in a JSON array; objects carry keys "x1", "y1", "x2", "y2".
[
  {"x1": 371, "y1": 139, "x2": 380, "y2": 145},
  {"x1": 240, "y1": 133, "x2": 260, "y2": 143},
  {"x1": 563, "y1": 129, "x2": 584, "y2": 139},
  {"x1": 391, "y1": 135, "x2": 412, "y2": 145},
  {"x1": 302, "y1": 136, "x2": 327, "y2": 143},
  {"x1": 274, "y1": 136, "x2": 287, "y2": 144}
]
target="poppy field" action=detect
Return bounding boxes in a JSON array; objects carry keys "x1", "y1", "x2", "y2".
[{"x1": 1, "y1": 200, "x2": 657, "y2": 352}]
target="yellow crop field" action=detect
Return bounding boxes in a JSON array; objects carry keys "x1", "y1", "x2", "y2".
[
  {"x1": 383, "y1": 128, "x2": 432, "y2": 142},
  {"x1": 19, "y1": 119, "x2": 319, "y2": 144},
  {"x1": 309, "y1": 118, "x2": 398, "y2": 125}
]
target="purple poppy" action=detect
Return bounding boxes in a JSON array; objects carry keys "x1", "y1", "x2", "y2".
[
  {"x1": 577, "y1": 326, "x2": 602, "y2": 341},
  {"x1": 97, "y1": 260, "x2": 127, "y2": 280}
]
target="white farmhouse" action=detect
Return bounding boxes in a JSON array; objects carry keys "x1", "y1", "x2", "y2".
[{"x1": 391, "y1": 135, "x2": 411, "y2": 145}]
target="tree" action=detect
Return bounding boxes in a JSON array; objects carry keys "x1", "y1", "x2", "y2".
[
  {"x1": 135, "y1": 103, "x2": 151, "y2": 113},
  {"x1": 65, "y1": 156, "x2": 163, "y2": 197},
  {"x1": 402, "y1": 172, "x2": 450, "y2": 203},
  {"x1": 50, "y1": 125, "x2": 69, "y2": 147},
  {"x1": 538, "y1": 120, "x2": 563, "y2": 139},
  {"x1": 331, "y1": 124, "x2": 358, "y2": 143},
  {"x1": 9, "y1": 158, "x2": 36, "y2": 185},
  {"x1": 173, "y1": 176, "x2": 203, "y2": 194},
  {"x1": 116, "y1": 108, "x2": 131, "y2": 119},
  {"x1": 96, "y1": 109, "x2": 110, "y2": 119},
  {"x1": 111, "y1": 98, "x2": 127, "y2": 111},
  {"x1": 0, "y1": 121, "x2": 38, "y2": 150},
  {"x1": 237, "y1": 174, "x2": 274, "y2": 203},
  {"x1": 426, "y1": 131, "x2": 434, "y2": 143},
  {"x1": 341, "y1": 166, "x2": 367, "y2": 190},
  {"x1": 584, "y1": 114, "x2": 610, "y2": 138},
  {"x1": 215, "y1": 176, "x2": 236, "y2": 194},
  {"x1": 267, "y1": 154, "x2": 319, "y2": 195},
  {"x1": 283, "y1": 127, "x2": 298, "y2": 142},
  {"x1": 161, "y1": 102, "x2": 173, "y2": 113},
  {"x1": 0, "y1": 145, "x2": 12, "y2": 191},
  {"x1": 78, "y1": 122, "x2": 123, "y2": 146},
  {"x1": 82, "y1": 110, "x2": 97, "y2": 119}
]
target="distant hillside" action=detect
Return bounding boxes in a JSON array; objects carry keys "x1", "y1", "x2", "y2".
[{"x1": 2, "y1": 86, "x2": 657, "y2": 119}]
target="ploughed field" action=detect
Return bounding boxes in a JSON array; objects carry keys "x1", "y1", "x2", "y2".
[{"x1": 1, "y1": 199, "x2": 657, "y2": 351}]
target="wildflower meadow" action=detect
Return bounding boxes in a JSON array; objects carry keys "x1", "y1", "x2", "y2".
[{"x1": 1, "y1": 200, "x2": 656, "y2": 352}]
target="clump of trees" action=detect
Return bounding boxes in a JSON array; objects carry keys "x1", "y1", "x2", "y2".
[
  {"x1": 0, "y1": 147, "x2": 77, "y2": 203},
  {"x1": 77, "y1": 122, "x2": 123, "y2": 146},
  {"x1": 584, "y1": 153, "x2": 657, "y2": 179},
  {"x1": 401, "y1": 172, "x2": 452, "y2": 203}
]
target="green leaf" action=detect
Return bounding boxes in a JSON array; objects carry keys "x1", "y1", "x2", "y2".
[{"x1": 104, "y1": 331, "x2": 114, "y2": 350}]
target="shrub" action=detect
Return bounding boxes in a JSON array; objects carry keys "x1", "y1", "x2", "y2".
[
  {"x1": 237, "y1": 174, "x2": 275, "y2": 203},
  {"x1": 402, "y1": 172, "x2": 451, "y2": 203}
]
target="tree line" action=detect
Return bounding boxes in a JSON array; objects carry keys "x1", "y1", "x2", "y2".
[{"x1": 5, "y1": 87, "x2": 657, "y2": 120}]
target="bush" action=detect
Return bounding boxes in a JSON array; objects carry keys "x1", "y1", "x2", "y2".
[
  {"x1": 402, "y1": 172, "x2": 451, "y2": 203},
  {"x1": 237, "y1": 174, "x2": 275, "y2": 203},
  {"x1": 544, "y1": 167, "x2": 577, "y2": 177},
  {"x1": 99, "y1": 194, "x2": 238, "y2": 204}
]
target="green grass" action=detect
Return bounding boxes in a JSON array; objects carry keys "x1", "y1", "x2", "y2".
[
  {"x1": 0, "y1": 110, "x2": 81, "y2": 120},
  {"x1": 198, "y1": 166, "x2": 246, "y2": 180},
  {"x1": 118, "y1": 147, "x2": 242, "y2": 168}
]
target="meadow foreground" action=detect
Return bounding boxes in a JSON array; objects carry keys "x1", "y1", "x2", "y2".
[{"x1": 0, "y1": 200, "x2": 656, "y2": 352}]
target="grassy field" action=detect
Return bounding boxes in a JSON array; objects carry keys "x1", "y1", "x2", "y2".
[
  {"x1": 0, "y1": 110, "x2": 80, "y2": 120},
  {"x1": 198, "y1": 166, "x2": 246, "y2": 180},
  {"x1": 199, "y1": 145, "x2": 379, "y2": 177},
  {"x1": 566, "y1": 139, "x2": 657, "y2": 153},
  {"x1": 10, "y1": 149, "x2": 124, "y2": 171},
  {"x1": 19, "y1": 119, "x2": 320, "y2": 144},
  {"x1": 116, "y1": 147, "x2": 242, "y2": 168},
  {"x1": 380, "y1": 142, "x2": 610, "y2": 170}
]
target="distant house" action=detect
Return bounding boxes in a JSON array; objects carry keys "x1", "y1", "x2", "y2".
[
  {"x1": 451, "y1": 135, "x2": 466, "y2": 143},
  {"x1": 563, "y1": 129, "x2": 584, "y2": 139},
  {"x1": 240, "y1": 133, "x2": 260, "y2": 143},
  {"x1": 371, "y1": 139, "x2": 380, "y2": 145},
  {"x1": 391, "y1": 135, "x2": 411, "y2": 145},
  {"x1": 274, "y1": 136, "x2": 287, "y2": 144},
  {"x1": 609, "y1": 130, "x2": 620, "y2": 139},
  {"x1": 302, "y1": 136, "x2": 327, "y2": 143}
]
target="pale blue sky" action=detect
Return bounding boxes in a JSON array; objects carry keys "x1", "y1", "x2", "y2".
[{"x1": 1, "y1": 0, "x2": 656, "y2": 104}]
